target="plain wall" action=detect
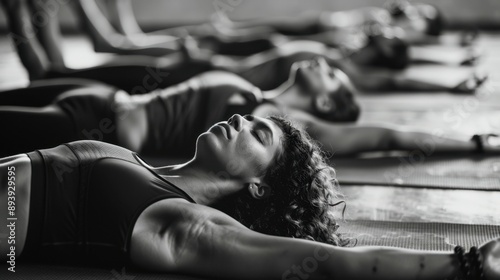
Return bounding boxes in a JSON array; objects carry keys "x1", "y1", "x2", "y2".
[{"x1": 1, "y1": 0, "x2": 500, "y2": 33}]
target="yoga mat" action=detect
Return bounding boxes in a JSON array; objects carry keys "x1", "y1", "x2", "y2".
[
  {"x1": 333, "y1": 155, "x2": 500, "y2": 190},
  {"x1": 340, "y1": 220, "x2": 500, "y2": 251}
]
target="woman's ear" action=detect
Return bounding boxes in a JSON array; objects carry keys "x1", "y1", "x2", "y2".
[
  {"x1": 247, "y1": 182, "x2": 271, "y2": 200},
  {"x1": 314, "y1": 94, "x2": 334, "y2": 113}
]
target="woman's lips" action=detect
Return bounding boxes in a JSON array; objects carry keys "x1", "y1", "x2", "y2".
[{"x1": 217, "y1": 123, "x2": 233, "y2": 140}]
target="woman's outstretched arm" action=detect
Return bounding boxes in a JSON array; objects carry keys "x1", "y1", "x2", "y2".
[
  {"x1": 252, "y1": 105, "x2": 496, "y2": 155},
  {"x1": 331, "y1": 59, "x2": 485, "y2": 93},
  {"x1": 300, "y1": 112, "x2": 487, "y2": 155},
  {"x1": 131, "y1": 199, "x2": 478, "y2": 280}
]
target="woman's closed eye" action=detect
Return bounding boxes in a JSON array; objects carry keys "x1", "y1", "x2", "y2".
[
  {"x1": 244, "y1": 114, "x2": 254, "y2": 121},
  {"x1": 252, "y1": 130, "x2": 264, "y2": 144}
]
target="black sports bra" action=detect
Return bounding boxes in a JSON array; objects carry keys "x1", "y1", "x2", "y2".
[{"x1": 24, "y1": 140, "x2": 195, "y2": 266}]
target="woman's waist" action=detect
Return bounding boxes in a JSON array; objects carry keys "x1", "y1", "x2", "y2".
[{"x1": 0, "y1": 154, "x2": 32, "y2": 260}]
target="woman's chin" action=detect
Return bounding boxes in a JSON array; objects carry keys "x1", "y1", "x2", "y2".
[{"x1": 196, "y1": 132, "x2": 224, "y2": 154}]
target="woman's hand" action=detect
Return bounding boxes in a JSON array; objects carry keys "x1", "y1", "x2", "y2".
[
  {"x1": 479, "y1": 237, "x2": 500, "y2": 280},
  {"x1": 484, "y1": 134, "x2": 500, "y2": 153},
  {"x1": 474, "y1": 134, "x2": 500, "y2": 153}
]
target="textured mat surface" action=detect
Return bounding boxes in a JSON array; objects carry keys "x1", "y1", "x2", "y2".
[
  {"x1": 340, "y1": 220, "x2": 500, "y2": 251},
  {"x1": 334, "y1": 154, "x2": 500, "y2": 190}
]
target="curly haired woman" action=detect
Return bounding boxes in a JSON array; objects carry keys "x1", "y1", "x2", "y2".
[{"x1": 1, "y1": 115, "x2": 499, "y2": 279}]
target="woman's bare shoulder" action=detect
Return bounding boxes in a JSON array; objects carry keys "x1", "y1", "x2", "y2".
[
  {"x1": 130, "y1": 198, "x2": 246, "y2": 270},
  {"x1": 133, "y1": 198, "x2": 248, "y2": 246}
]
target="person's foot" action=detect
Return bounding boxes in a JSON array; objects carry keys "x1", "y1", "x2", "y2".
[{"x1": 450, "y1": 70, "x2": 488, "y2": 93}]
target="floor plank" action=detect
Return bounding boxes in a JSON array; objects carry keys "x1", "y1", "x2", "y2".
[{"x1": 342, "y1": 186, "x2": 500, "y2": 225}]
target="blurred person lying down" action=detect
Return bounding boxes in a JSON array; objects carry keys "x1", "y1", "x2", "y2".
[{"x1": 1, "y1": 57, "x2": 498, "y2": 158}]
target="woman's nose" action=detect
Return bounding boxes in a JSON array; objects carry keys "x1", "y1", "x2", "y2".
[{"x1": 228, "y1": 114, "x2": 244, "y2": 131}]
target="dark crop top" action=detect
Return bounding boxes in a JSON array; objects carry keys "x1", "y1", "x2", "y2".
[
  {"x1": 23, "y1": 140, "x2": 195, "y2": 267},
  {"x1": 141, "y1": 71, "x2": 263, "y2": 156}
]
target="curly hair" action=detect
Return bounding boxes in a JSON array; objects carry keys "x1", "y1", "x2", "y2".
[{"x1": 214, "y1": 116, "x2": 348, "y2": 246}]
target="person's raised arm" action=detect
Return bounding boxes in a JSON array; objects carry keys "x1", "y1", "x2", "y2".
[{"x1": 131, "y1": 199, "x2": 498, "y2": 280}]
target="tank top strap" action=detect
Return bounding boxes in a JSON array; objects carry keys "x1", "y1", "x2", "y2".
[{"x1": 132, "y1": 153, "x2": 196, "y2": 203}]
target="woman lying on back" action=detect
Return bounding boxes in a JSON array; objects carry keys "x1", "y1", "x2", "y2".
[{"x1": 1, "y1": 114, "x2": 499, "y2": 279}]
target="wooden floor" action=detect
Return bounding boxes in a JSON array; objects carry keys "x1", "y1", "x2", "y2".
[{"x1": 0, "y1": 32, "x2": 499, "y2": 228}]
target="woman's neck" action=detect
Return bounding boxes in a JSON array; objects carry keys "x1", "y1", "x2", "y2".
[
  {"x1": 153, "y1": 160, "x2": 243, "y2": 206},
  {"x1": 263, "y1": 81, "x2": 311, "y2": 112}
]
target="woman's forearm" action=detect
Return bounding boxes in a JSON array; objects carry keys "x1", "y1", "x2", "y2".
[
  {"x1": 300, "y1": 116, "x2": 477, "y2": 155},
  {"x1": 390, "y1": 127, "x2": 476, "y2": 153},
  {"x1": 328, "y1": 246, "x2": 460, "y2": 280}
]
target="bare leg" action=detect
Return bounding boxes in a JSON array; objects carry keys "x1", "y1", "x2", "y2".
[
  {"x1": 27, "y1": 0, "x2": 66, "y2": 69},
  {"x1": 71, "y1": 0, "x2": 132, "y2": 54},
  {"x1": 72, "y1": 0, "x2": 178, "y2": 56},
  {"x1": 107, "y1": 0, "x2": 143, "y2": 36},
  {"x1": 1, "y1": 0, "x2": 49, "y2": 80}
]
